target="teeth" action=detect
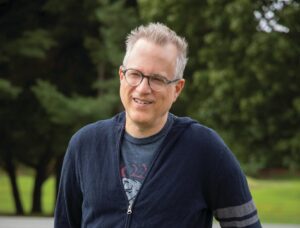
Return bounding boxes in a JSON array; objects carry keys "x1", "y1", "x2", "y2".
[{"x1": 134, "y1": 98, "x2": 151, "y2": 104}]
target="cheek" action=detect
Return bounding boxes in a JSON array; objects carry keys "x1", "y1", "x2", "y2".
[
  {"x1": 120, "y1": 81, "x2": 128, "y2": 93},
  {"x1": 167, "y1": 88, "x2": 177, "y2": 103},
  {"x1": 120, "y1": 83, "x2": 133, "y2": 102},
  {"x1": 120, "y1": 84, "x2": 128, "y2": 103},
  {"x1": 161, "y1": 91, "x2": 175, "y2": 107},
  {"x1": 172, "y1": 92, "x2": 178, "y2": 102}
]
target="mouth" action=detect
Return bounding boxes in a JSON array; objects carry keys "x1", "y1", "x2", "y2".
[{"x1": 133, "y1": 98, "x2": 153, "y2": 105}]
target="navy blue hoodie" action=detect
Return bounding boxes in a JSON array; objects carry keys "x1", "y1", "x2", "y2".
[{"x1": 55, "y1": 112, "x2": 261, "y2": 228}]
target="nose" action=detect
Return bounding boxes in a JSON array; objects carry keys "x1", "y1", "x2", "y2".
[{"x1": 136, "y1": 76, "x2": 152, "y2": 93}]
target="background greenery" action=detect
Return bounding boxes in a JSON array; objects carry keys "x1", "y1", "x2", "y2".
[{"x1": 0, "y1": 0, "x2": 299, "y2": 218}]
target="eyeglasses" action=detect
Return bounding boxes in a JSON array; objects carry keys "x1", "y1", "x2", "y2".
[{"x1": 121, "y1": 68, "x2": 180, "y2": 91}]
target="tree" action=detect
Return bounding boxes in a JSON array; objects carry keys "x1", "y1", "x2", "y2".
[
  {"x1": 189, "y1": 0, "x2": 300, "y2": 171},
  {"x1": 36, "y1": 0, "x2": 139, "y2": 208},
  {"x1": 0, "y1": 79, "x2": 24, "y2": 214},
  {"x1": 0, "y1": 0, "x2": 139, "y2": 214},
  {"x1": 139, "y1": 0, "x2": 300, "y2": 172}
]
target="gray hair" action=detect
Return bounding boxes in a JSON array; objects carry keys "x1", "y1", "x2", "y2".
[{"x1": 122, "y1": 22, "x2": 188, "y2": 79}]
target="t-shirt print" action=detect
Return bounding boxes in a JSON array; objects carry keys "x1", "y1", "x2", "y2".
[{"x1": 120, "y1": 163, "x2": 148, "y2": 205}]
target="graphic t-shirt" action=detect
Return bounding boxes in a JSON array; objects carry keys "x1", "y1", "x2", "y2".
[{"x1": 120, "y1": 116, "x2": 173, "y2": 206}]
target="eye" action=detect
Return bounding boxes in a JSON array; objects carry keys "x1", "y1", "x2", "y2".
[
  {"x1": 127, "y1": 70, "x2": 141, "y2": 79},
  {"x1": 150, "y1": 76, "x2": 166, "y2": 85}
]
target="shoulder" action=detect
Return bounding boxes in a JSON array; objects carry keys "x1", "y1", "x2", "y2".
[
  {"x1": 69, "y1": 112, "x2": 125, "y2": 147},
  {"x1": 174, "y1": 115, "x2": 244, "y2": 172},
  {"x1": 172, "y1": 114, "x2": 219, "y2": 136},
  {"x1": 174, "y1": 115, "x2": 228, "y2": 152}
]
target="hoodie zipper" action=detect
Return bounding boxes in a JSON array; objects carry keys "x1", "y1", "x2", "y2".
[
  {"x1": 116, "y1": 125, "x2": 134, "y2": 228},
  {"x1": 122, "y1": 141, "x2": 167, "y2": 228},
  {"x1": 118, "y1": 116, "x2": 177, "y2": 228},
  {"x1": 124, "y1": 203, "x2": 133, "y2": 228},
  {"x1": 127, "y1": 204, "x2": 133, "y2": 215}
]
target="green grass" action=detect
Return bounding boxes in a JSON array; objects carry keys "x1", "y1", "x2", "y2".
[
  {"x1": 0, "y1": 172, "x2": 55, "y2": 215},
  {"x1": 1, "y1": 171, "x2": 300, "y2": 223},
  {"x1": 248, "y1": 177, "x2": 300, "y2": 224}
]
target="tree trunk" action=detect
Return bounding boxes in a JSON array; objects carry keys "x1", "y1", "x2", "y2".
[
  {"x1": 54, "y1": 155, "x2": 63, "y2": 206},
  {"x1": 4, "y1": 153, "x2": 24, "y2": 215},
  {"x1": 31, "y1": 144, "x2": 55, "y2": 214},
  {"x1": 31, "y1": 164, "x2": 46, "y2": 214}
]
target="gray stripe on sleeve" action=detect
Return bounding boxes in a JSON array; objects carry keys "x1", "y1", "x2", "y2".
[
  {"x1": 214, "y1": 200, "x2": 257, "y2": 219},
  {"x1": 219, "y1": 214, "x2": 259, "y2": 227}
]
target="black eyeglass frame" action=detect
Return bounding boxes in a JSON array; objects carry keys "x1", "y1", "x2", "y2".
[{"x1": 121, "y1": 67, "x2": 180, "y2": 90}]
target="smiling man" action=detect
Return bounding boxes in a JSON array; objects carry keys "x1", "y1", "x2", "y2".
[
  {"x1": 119, "y1": 37, "x2": 185, "y2": 137},
  {"x1": 54, "y1": 23, "x2": 262, "y2": 228}
]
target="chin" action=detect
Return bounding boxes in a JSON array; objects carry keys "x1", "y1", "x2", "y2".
[
  {"x1": 133, "y1": 115, "x2": 152, "y2": 125},
  {"x1": 128, "y1": 111, "x2": 152, "y2": 125}
]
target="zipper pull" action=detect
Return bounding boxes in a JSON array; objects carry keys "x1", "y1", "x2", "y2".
[{"x1": 127, "y1": 204, "x2": 133, "y2": 214}]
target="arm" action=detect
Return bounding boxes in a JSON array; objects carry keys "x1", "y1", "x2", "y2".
[
  {"x1": 54, "y1": 138, "x2": 83, "y2": 228},
  {"x1": 207, "y1": 134, "x2": 262, "y2": 228}
]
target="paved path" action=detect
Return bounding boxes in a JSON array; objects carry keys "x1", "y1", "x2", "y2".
[
  {"x1": 0, "y1": 216, "x2": 53, "y2": 228},
  {"x1": 0, "y1": 216, "x2": 300, "y2": 228}
]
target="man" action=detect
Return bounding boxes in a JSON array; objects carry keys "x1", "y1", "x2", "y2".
[{"x1": 55, "y1": 22, "x2": 262, "y2": 228}]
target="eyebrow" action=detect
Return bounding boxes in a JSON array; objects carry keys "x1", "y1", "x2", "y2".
[
  {"x1": 139, "y1": 70, "x2": 168, "y2": 79},
  {"x1": 149, "y1": 73, "x2": 168, "y2": 79}
]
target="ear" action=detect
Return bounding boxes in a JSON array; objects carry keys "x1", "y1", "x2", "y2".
[
  {"x1": 119, "y1": 66, "x2": 124, "y2": 81},
  {"x1": 173, "y1": 79, "x2": 185, "y2": 102}
]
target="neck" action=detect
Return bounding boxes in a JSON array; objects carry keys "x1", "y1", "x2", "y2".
[{"x1": 125, "y1": 115, "x2": 168, "y2": 138}]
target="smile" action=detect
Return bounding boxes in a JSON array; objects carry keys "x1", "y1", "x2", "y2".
[{"x1": 133, "y1": 98, "x2": 152, "y2": 105}]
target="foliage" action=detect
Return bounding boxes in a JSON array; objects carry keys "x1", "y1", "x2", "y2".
[
  {"x1": 0, "y1": 79, "x2": 22, "y2": 99},
  {"x1": 2, "y1": 29, "x2": 56, "y2": 59},
  {"x1": 140, "y1": 0, "x2": 300, "y2": 170},
  {"x1": 31, "y1": 79, "x2": 120, "y2": 131},
  {"x1": 0, "y1": 79, "x2": 22, "y2": 166},
  {"x1": 0, "y1": 79, "x2": 24, "y2": 168},
  {"x1": 191, "y1": 0, "x2": 300, "y2": 169},
  {"x1": 0, "y1": 0, "x2": 139, "y2": 214}
]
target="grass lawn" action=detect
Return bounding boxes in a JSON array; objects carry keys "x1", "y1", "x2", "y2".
[
  {"x1": 0, "y1": 171, "x2": 299, "y2": 223},
  {"x1": 248, "y1": 177, "x2": 300, "y2": 224},
  {"x1": 0, "y1": 172, "x2": 55, "y2": 215}
]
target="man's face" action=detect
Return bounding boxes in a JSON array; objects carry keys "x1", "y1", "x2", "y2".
[{"x1": 119, "y1": 39, "x2": 185, "y2": 134}]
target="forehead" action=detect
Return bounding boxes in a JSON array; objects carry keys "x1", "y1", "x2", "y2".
[{"x1": 126, "y1": 39, "x2": 177, "y2": 78}]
